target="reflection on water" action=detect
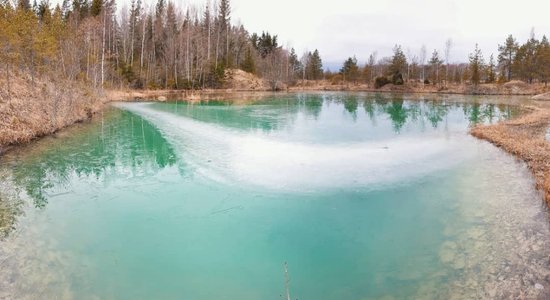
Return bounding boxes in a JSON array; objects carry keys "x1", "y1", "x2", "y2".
[
  {"x1": 1, "y1": 94, "x2": 520, "y2": 216},
  {"x1": 151, "y1": 93, "x2": 518, "y2": 134},
  {"x1": 0, "y1": 93, "x2": 547, "y2": 300},
  {"x1": 2, "y1": 109, "x2": 176, "y2": 214}
]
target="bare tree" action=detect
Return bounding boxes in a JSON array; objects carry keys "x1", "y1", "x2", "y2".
[
  {"x1": 444, "y1": 38, "x2": 453, "y2": 86},
  {"x1": 368, "y1": 51, "x2": 377, "y2": 81},
  {"x1": 419, "y1": 45, "x2": 427, "y2": 82}
]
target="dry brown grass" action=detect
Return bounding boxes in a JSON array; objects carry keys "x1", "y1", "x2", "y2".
[
  {"x1": 0, "y1": 72, "x2": 104, "y2": 149},
  {"x1": 289, "y1": 80, "x2": 550, "y2": 95},
  {"x1": 471, "y1": 105, "x2": 550, "y2": 204}
]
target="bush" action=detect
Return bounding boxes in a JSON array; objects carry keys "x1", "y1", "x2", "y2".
[
  {"x1": 374, "y1": 76, "x2": 390, "y2": 89},
  {"x1": 391, "y1": 73, "x2": 404, "y2": 85},
  {"x1": 330, "y1": 74, "x2": 343, "y2": 85},
  {"x1": 129, "y1": 78, "x2": 144, "y2": 89}
]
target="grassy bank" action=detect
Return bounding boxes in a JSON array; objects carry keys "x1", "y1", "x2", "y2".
[
  {"x1": 471, "y1": 102, "x2": 550, "y2": 204},
  {"x1": 0, "y1": 73, "x2": 104, "y2": 151}
]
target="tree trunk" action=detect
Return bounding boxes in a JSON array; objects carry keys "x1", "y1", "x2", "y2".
[
  {"x1": 101, "y1": 11, "x2": 107, "y2": 88},
  {"x1": 140, "y1": 16, "x2": 146, "y2": 76},
  {"x1": 215, "y1": 28, "x2": 220, "y2": 68},
  {"x1": 186, "y1": 23, "x2": 190, "y2": 81}
]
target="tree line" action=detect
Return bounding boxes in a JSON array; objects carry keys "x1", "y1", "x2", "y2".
[
  {"x1": 0, "y1": 0, "x2": 326, "y2": 92},
  {"x1": 2, "y1": 0, "x2": 549, "y2": 93},
  {"x1": 334, "y1": 30, "x2": 550, "y2": 87}
]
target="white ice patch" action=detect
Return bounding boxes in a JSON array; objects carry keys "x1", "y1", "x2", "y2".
[{"x1": 115, "y1": 102, "x2": 473, "y2": 191}]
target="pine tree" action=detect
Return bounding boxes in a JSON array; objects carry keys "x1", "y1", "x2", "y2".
[
  {"x1": 240, "y1": 47, "x2": 255, "y2": 73},
  {"x1": 256, "y1": 32, "x2": 278, "y2": 59},
  {"x1": 90, "y1": 0, "x2": 102, "y2": 17},
  {"x1": 340, "y1": 56, "x2": 359, "y2": 82},
  {"x1": 305, "y1": 49, "x2": 323, "y2": 80},
  {"x1": 389, "y1": 45, "x2": 407, "y2": 76},
  {"x1": 288, "y1": 48, "x2": 302, "y2": 79},
  {"x1": 36, "y1": 0, "x2": 51, "y2": 22},
  {"x1": 428, "y1": 49, "x2": 442, "y2": 84},
  {"x1": 537, "y1": 35, "x2": 550, "y2": 85},
  {"x1": 498, "y1": 35, "x2": 518, "y2": 81},
  {"x1": 469, "y1": 44, "x2": 484, "y2": 86},
  {"x1": 514, "y1": 32, "x2": 539, "y2": 83},
  {"x1": 73, "y1": 0, "x2": 90, "y2": 20},
  {"x1": 218, "y1": 0, "x2": 230, "y2": 65}
]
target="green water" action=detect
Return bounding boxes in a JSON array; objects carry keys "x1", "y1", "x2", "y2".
[{"x1": 0, "y1": 93, "x2": 549, "y2": 299}]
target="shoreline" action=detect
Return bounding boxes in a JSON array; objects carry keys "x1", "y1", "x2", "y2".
[
  {"x1": 2, "y1": 89, "x2": 550, "y2": 206},
  {"x1": 471, "y1": 102, "x2": 550, "y2": 204},
  {"x1": 98, "y1": 88, "x2": 550, "y2": 207},
  {"x1": 104, "y1": 85, "x2": 549, "y2": 102}
]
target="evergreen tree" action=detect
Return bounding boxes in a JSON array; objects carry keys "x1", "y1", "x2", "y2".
[
  {"x1": 389, "y1": 45, "x2": 407, "y2": 76},
  {"x1": 428, "y1": 49, "x2": 442, "y2": 83},
  {"x1": 218, "y1": 0, "x2": 231, "y2": 64},
  {"x1": 288, "y1": 48, "x2": 303, "y2": 79},
  {"x1": 469, "y1": 44, "x2": 484, "y2": 86},
  {"x1": 340, "y1": 56, "x2": 359, "y2": 82},
  {"x1": 255, "y1": 32, "x2": 278, "y2": 58},
  {"x1": 514, "y1": 32, "x2": 539, "y2": 83},
  {"x1": 72, "y1": 0, "x2": 90, "y2": 20},
  {"x1": 497, "y1": 35, "x2": 518, "y2": 81},
  {"x1": 36, "y1": 0, "x2": 51, "y2": 22},
  {"x1": 536, "y1": 35, "x2": 550, "y2": 85},
  {"x1": 90, "y1": 0, "x2": 101, "y2": 17},
  {"x1": 240, "y1": 47, "x2": 256, "y2": 73},
  {"x1": 305, "y1": 49, "x2": 323, "y2": 80}
]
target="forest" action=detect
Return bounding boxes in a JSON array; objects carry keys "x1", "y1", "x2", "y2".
[
  {"x1": 0, "y1": 0, "x2": 323, "y2": 94},
  {"x1": 1, "y1": 0, "x2": 550, "y2": 96}
]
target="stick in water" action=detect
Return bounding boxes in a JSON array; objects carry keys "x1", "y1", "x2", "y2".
[{"x1": 284, "y1": 262, "x2": 291, "y2": 300}]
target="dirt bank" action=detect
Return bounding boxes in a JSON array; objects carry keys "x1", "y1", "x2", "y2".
[
  {"x1": 471, "y1": 100, "x2": 550, "y2": 204},
  {"x1": 0, "y1": 73, "x2": 105, "y2": 151}
]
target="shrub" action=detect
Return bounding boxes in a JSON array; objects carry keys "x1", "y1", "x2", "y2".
[
  {"x1": 330, "y1": 74, "x2": 343, "y2": 85},
  {"x1": 375, "y1": 76, "x2": 390, "y2": 89},
  {"x1": 391, "y1": 73, "x2": 404, "y2": 85}
]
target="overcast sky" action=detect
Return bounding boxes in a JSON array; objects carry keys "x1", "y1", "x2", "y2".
[
  {"x1": 228, "y1": 0, "x2": 550, "y2": 69},
  {"x1": 100, "y1": 0, "x2": 550, "y2": 70},
  {"x1": 232, "y1": 0, "x2": 550, "y2": 66}
]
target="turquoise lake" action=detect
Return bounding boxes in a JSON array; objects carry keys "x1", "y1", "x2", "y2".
[{"x1": 0, "y1": 93, "x2": 549, "y2": 299}]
